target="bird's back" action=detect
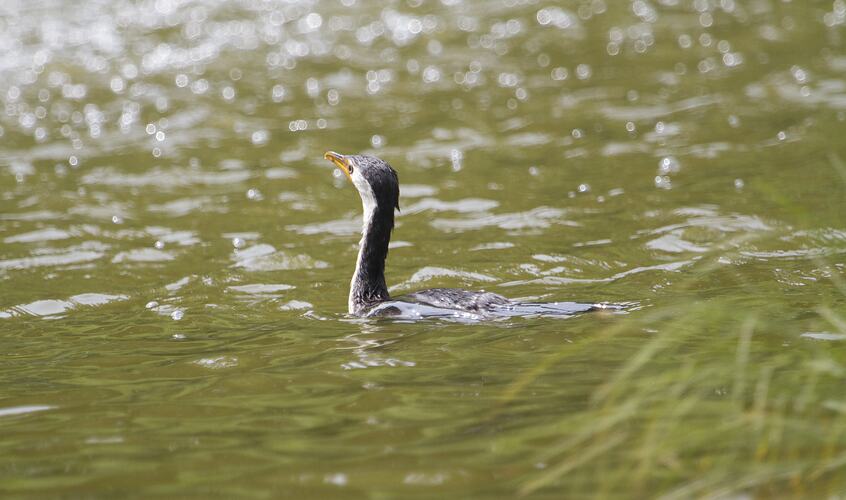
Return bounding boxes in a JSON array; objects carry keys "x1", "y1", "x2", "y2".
[{"x1": 398, "y1": 288, "x2": 511, "y2": 311}]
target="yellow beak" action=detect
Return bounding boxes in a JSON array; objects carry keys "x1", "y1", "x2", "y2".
[{"x1": 324, "y1": 151, "x2": 352, "y2": 182}]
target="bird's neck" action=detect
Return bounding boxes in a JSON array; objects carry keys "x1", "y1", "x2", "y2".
[{"x1": 349, "y1": 200, "x2": 393, "y2": 315}]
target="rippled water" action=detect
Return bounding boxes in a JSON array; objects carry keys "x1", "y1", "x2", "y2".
[{"x1": 2, "y1": 0, "x2": 846, "y2": 497}]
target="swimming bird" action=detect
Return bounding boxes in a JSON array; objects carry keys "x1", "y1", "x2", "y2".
[{"x1": 324, "y1": 151, "x2": 603, "y2": 318}]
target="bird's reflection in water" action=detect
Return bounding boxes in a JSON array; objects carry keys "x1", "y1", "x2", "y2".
[
  {"x1": 366, "y1": 299, "x2": 614, "y2": 320},
  {"x1": 337, "y1": 321, "x2": 417, "y2": 370},
  {"x1": 336, "y1": 301, "x2": 625, "y2": 370}
]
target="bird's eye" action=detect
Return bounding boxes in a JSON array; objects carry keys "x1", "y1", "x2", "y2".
[{"x1": 348, "y1": 164, "x2": 354, "y2": 175}]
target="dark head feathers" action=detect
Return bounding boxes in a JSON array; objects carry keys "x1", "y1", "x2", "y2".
[{"x1": 349, "y1": 155, "x2": 400, "y2": 211}]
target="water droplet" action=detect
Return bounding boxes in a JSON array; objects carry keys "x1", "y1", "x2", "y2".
[
  {"x1": 654, "y1": 175, "x2": 672, "y2": 189},
  {"x1": 251, "y1": 130, "x2": 269, "y2": 146},
  {"x1": 515, "y1": 87, "x2": 528, "y2": 101},
  {"x1": 790, "y1": 65, "x2": 808, "y2": 84},
  {"x1": 110, "y1": 77, "x2": 124, "y2": 93},
  {"x1": 422, "y1": 66, "x2": 441, "y2": 83},
  {"x1": 154, "y1": 240, "x2": 165, "y2": 249},
  {"x1": 271, "y1": 84, "x2": 286, "y2": 102},
  {"x1": 734, "y1": 178, "x2": 745, "y2": 190},
  {"x1": 371, "y1": 135, "x2": 384, "y2": 148},
  {"x1": 306, "y1": 77, "x2": 320, "y2": 97},
  {"x1": 658, "y1": 156, "x2": 680, "y2": 174},
  {"x1": 324, "y1": 473, "x2": 348, "y2": 486},
  {"x1": 427, "y1": 39, "x2": 442, "y2": 56},
  {"x1": 728, "y1": 115, "x2": 740, "y2": 127},
  {"x1": 232, "y1": 237, "x2": 245, "y2": 249},
  {"x1": 191, "y1": 79, "x2": 209, "y2": 95},
  {"x1": 450, "y1": 149, "x2": 463, "y2": 171},
  {"x1": 551, "y1": 67, "x2": 568, "y2": 80},
  {"x1": 326, "y1": 88, "x2": 339, "y2": 105},
  {"x1": 304, "y1": 12, "x2": 323, "y2": 30},
  {"x1": 578, "y1": 183, "x2": 590, "y2": 193},
  {"x1": 575, "y1": 64, "x2": 592, "y2": 80},
  {"x1": 171, "y1": 310, "x2": 184, "y2": 321},
  {"x1": 606, "y1": 42, "x2": 620, "y2": 56}
]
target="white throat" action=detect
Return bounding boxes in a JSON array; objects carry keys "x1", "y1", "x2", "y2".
[{"x1": 349, "y1": 172, "x2": 378, "y2": 314}]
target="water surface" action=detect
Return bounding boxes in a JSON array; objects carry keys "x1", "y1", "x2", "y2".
[{"x1": 2, "y1": 0, "x2": 846, "y2": 497}]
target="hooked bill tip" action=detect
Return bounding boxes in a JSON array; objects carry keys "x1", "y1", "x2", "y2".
[{"x1": 324, "y1": 151, "x2": 344, "y2": 162}]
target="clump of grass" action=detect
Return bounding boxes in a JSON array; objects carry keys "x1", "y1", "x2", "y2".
[
  {"x1": 498, "y1": 230, "x2": 846, "y2": 498},
  {"x1": 507, "y1": 298, "x2": 846, "y2": 498}
]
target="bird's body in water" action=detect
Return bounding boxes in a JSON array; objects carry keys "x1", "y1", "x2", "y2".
[{"x1": 324, "y1": 151, "x2": 608, "y2": 319}]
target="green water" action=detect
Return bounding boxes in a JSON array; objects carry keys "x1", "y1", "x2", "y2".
[{"x1": 2, "y1": 0, "x2": 846, "y2": 497}]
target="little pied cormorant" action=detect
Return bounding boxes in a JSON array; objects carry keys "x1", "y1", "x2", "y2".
[{"x1": 324, "y1": 151, "x2": 605, "y2": 318}]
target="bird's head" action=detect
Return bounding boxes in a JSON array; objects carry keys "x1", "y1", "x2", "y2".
[{"x1": 324, "y1": 151, "x2": 400, "y2": 212}]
